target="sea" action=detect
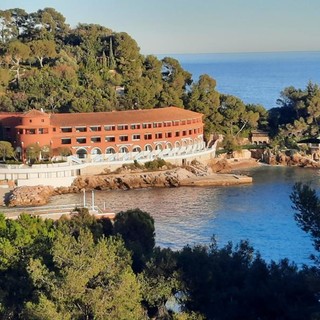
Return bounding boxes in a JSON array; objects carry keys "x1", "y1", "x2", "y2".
[
  {"x1": 158, "y1": 51, "x2": 320, "y2": 109},
  {"x1": 50, "y1": 52, "x2": 320, "y2": 266}
]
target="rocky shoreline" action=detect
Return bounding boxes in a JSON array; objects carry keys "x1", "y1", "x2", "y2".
[
  {"x1": 6, "y1": 164, "x2": 254, "y2": 207},
  {"x1": 5, "y1": 150, "x2": 320, "y2": 208}
]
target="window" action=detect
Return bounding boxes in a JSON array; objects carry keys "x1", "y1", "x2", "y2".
[
  {"x1": 39, "y1": 128, "x2": 48, "y2": 134},
  {"x1": 26, "y1": 129, "x2": 36, "y2": 134},
  {"x1": 173, "y1": 120, "x2": 180, "y2": 126},
  {"x1": 90, "y1": 126, "x2": 101, "y2": 132},
  {"x1": 189, "y1": 130, "x2": 192, "y2": 135},
  {"x1": 165, "y1": 132, "x2": 172, "y2": 138},
  {"x1": 118, "y1": 124, "x2": 128, "y2": 130},
  {"x1": 181, "y1": 120, "x2": 186, "y2": 125},
  {"x1": 142, "y1": 123, "x2": 152, "y2": 129},
  {"x1": 75, "y1": 126, "x2": 87, "y2": 132},
  {"x1": 132, "y1": 134, "x2": 140, "y2": 140},
  {"x1": 61, "y1": 127, "x2": 72, "y2": 133},
  {"x1": 53, "y1": 128, "x2": 56, "y2": 132},
  {"x1": 131, "y1": 124, "x2": 141, "y2": 130},
  {"x1": 104, "y1": 125, "x2": 115, "y2": 131},
  {"x1": 144, "y1": 133, "x2": 152, "y2": 140},
  {"x1": 155, "y1": 133, "x2": 163, "y2": 139},
  {"x1": 182, "y1": 130, "x2": 187, "y2": 136},
  {"x1": 61, "y1": 138, "x2": 71, "y2": 144},
  {"x1": 175, "y1": 131, "x2": 180, "y2": 137},
  {"x1": 76, "y1": 137, "x2": 86, "y2": 144},
  {"x1": 153, "y1": 122, "x2": 162, "y2": 128},
  {"x1": 119, "y1": 135, "x2": 128, "y2": 142},
  {"x1": 18, "y1": 129, "x2": 23, "y2": 134},
  {"x1": 91, "y1": 136, "x2": 101, "y2": 143},
  {"x1": 164, "y1": 121, "x2": 172, "y2": 127},
  {"x1": 187, "y1": 120, "x2": 192, "y2": 124},
  {"x1": 105, "y1": 136, "x2": 115, "y2": 142}
]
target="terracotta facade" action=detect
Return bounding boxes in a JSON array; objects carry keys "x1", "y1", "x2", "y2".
[{"x1": 0, "y1": 107, "x2": 204, "y2": 160}]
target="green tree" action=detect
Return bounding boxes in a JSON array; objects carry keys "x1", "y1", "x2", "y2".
[
  {"x1": 177, "y1": 238, "x2": 319, "y2": 320},
  {"x1": 0, "y1": 141, "x2": 15, "y2": 161},
  {"x1": 139, "y1": 247, "x2": 180, "y2": 319},
  {"x1": 26, "y1": 143, "x2": 41, "y2": 163},
  {"x1": 25, "y1": 230, "x2": 144, "y2": 320},
  {"x1": 29, "y1": 39, "x2": 56, "y2": 68},
  {"x1": 186, "y1": 74, "x2": 221, "y2": 137},
  {"x1": 114, "y1": 208, "x2": 155, "y2": 272},
  {"x1": 290, "y1": 183, "x2": 320, "y2": 253},
  {"x1": 5, "y1": 40, "x2": 30, "y2": 86},
  {"x1": 0, "y1": 214, "x2": 55, "y2": 318}
]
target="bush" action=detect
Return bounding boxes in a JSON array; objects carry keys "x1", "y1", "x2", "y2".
[{"x1": 144, "y1": 158, "x2": 168, "y2": 170}]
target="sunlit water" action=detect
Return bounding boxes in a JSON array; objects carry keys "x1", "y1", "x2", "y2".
[
  {"x1": 159, "y1": 51, "x2": 320, "y2": 109},
  {"x1": 49, "y1": 166, "x2": 320, "y2": 266}
]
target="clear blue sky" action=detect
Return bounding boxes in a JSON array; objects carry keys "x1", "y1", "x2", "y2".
[{"x1": 1, "y1": 0, "x2": 320, "y2": 54}]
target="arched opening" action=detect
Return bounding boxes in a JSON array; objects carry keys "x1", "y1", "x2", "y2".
[
  {"x1": 155, "y1": 144, "x2": 163, "y2": 151},
  {"x1": 106, "y1": 147, "x2": 116, "y2": 154},
  {"x1": 132, "y1": 146, "x2": 142, "y2": 153},
  {"x1": 144, "y1": 144, "x2": 153, "y2": 152},
  {"x1": 174, "y1": 141, "x2": 181, "y2": 149},
  {"x1": 166, "y1": 142, "x2": 173, "y2": 150},
  {"x1": 76, "y1": 148, "x2": 87, "y2": 159},
  {"x1": 91, "y1": 147, "x2": 102, "y2": 155},
  {"x1": 119, "y1": 146, "x2": 129, "y2": 153}
]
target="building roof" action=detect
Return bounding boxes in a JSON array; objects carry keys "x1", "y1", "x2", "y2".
[
  {"x1": 23, "y1": 109, "x2": 49, "y2": 118},
  {"x1": 50, "y1": 107, "x2": 202, "y2": 127}
]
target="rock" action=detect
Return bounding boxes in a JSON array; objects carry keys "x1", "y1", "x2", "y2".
[
  {"x1": 208, "y1": 159, "x2": 232, "y2": 173},
  {"x1": 7, "y1": 185, "x2": 55, "y2": 207}
]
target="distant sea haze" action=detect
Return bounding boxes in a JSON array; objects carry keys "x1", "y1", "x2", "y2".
[{"x1": 159, "y1": 51, "x2": 320, "y2": 109}]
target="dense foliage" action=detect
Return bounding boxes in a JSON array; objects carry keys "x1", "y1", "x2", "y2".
[
  {"x1": 0, "y1": 207, "x2": 318, "y2": 319},
  {"x1": 0, "y1": 7, "x2": 266, "y2": 142}
]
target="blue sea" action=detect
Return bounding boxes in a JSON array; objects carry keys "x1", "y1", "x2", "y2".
[{"x1": 159, "y1": 51, "x2": 320, "y2": 109}]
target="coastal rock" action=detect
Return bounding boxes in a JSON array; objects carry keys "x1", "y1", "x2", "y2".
[
  {"x1": 208, "y1": 159, "x2": 232, "y2": 173},
  {"x1": 70, "y1": 168, "x2": 194, "y2": 191},
  {"x1": 7, "y1": 185, "x2": 55, "y2": 207}
]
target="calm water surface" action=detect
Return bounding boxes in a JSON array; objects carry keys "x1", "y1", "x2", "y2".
[
  {"x1": 49, "y1": 166, "x2": 320, "y2": 266},
  {"x1": 159, "y1": 51, "x2": 320, "y2": 109}
]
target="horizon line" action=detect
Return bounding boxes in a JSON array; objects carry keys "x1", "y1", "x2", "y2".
[{"x1": 146, "y1": 49, "x2": 320, "y2": 57}]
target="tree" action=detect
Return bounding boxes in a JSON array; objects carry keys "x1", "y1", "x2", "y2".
[
  {"x1": 139, "y1": 247, "x2": 180, "y2": 319},
  {"x1": 0, "y1": 214, "x2": 55, "y2": 318},
  {"x1": 114, "y1": 208, "x2": 155, "y2": 272},
  {"x1": 26, "y1": 143, "x2": 41, "y2": 163},
  {"x1": 177, "y1": 238, "x2": 319, "y2": 320},
  {"x1": 25, "y1": 230, "x2": 144, "y2": 320},
  {"x1": 219, "y1": 94, "x2": 259, "y2": 137},
  {"x1": 186, "y1": 74, "x2": 221, "y2": 137},
  {"x1": 5, "y1": 40, "x2": 30, "y2": 86},
  {"x1": 290, "y1": 183, "x2": 320, "y2": 253},
  {"x1": 29, "y1": 39, "x2": 56, "y2": 68},
  {"x1": 0, "y1": 141, "x2": 15, "y2": 161},
  {"x1": 159, "y1": 57, "x2": 192, "y2": 107}
]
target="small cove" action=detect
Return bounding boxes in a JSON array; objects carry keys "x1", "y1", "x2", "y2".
[{"x1": 49, "y1": 165, "x2": 319, "y2": 266}]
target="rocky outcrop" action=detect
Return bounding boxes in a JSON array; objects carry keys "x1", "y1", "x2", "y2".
[
  {"x1": 6, "y1": 166, "x2": 253, "y2": 207},
  {"x1": 7, "y1": 185, "x2": 55, "y2": 207},
  {"x1": 69, "y1": 168, "x2": 194, "y2": 191},
  {"x1": 262, "y1": 150, "x2": 320, "y2": 168}
]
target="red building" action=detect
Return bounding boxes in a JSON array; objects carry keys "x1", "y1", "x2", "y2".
[{"x1": 0, "y1": 107, "x2": 205, "y2": 161}]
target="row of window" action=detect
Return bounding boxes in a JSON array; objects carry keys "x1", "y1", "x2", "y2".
[
  {"x1": 61, "y1": 129, "x2": 202, "y2": 145},
  {"x1": 18, "y1": 128, "x2": 49, "y2": 135},
  {"x1": 60, "y1": 118, "x2": 201, "y2": 133}
]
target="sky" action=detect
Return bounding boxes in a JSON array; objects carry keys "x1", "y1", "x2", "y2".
[{"x1": 1, "y1": 0, "x2": 320, "y2": 55}]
